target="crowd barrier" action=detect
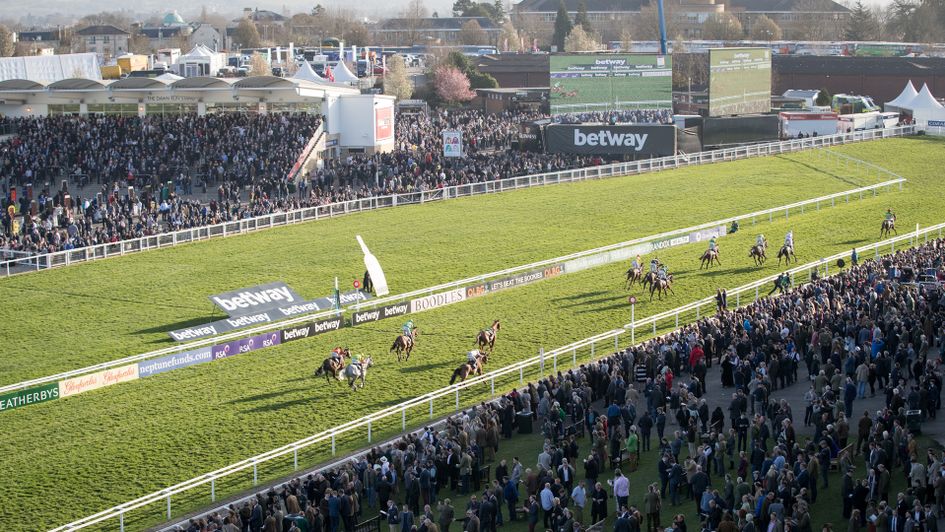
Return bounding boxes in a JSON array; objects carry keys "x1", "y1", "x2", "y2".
[
  {"x1": 51, "y1": 219, "x2": 945, "y2": 532},
  {"x1": 0, "y1": 126, "x2": 915, "y2": 278}
]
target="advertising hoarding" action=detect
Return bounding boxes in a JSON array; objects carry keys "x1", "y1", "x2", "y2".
[{"x1": 544, "y1": 124, "x2": 676, "y2": 156}]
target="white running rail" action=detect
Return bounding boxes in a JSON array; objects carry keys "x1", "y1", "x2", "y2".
[
  {"x1": 0, "y1": 126, "x2": 914, "y2": 277},
  {"x1": 0, "y1": 175, "x2": 906, "y2": 395},
  {"x1": 51, "y1": 220, "x2": 945, "y2": 532}
]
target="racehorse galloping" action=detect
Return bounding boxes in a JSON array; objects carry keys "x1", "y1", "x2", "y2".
[
  {"x1": 390, "y1": 328, "x2": 418, "y2": 362},
  {"x1": 450, "y1": 353, "x2": 489, "y2": 384},
  {"x1": 749, "y1": 244, "x2": 767, "y2": 266},
  {"x1": 313, "y1": 348, "x2": 351, "y2": 383},
  {"x1": 700, "y1": 249, "x2": 722, "y2": 269},
  {"x1": 777, "y1": 245, "x2": 796, "y2": 266},
  {"x1": 476, "y1": 320, "x2": 501, "y2": 354},
  {"x1": 649, "y1": 274, "x2": 675, "y2": 301},
  {"x1": 342, "y1": 356, "x2": 373, "y2": 390},
  {"x1": 881, "y1": 218, "x2": 897, "y2": 238},
  {"x1": 625, "y1": 266, "x2": 643, "y2": 290},
  {"x1": 640, "y1": 271, "x2": 658, "y2": 290}
]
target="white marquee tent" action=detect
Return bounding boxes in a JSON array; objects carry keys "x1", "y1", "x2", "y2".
[
  {"x1": 292, "y1": 61, "x2": 325, "y2": 83},
  {"x1": 884, "y1": 81, "x2": 918, "y2": 113},
  {"x1": 0, "y1": 53, "x2": 100, "y2": 83},
  {"x1": 903, "y1": 83, "x2": 945, "y2": 128},
  {"x1": 330, "y1": 61, "x2": 359, "y2": 84}
]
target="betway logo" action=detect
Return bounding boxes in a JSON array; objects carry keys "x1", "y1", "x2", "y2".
[
  {"x1": 383, "y1": 303, "x2": 408, "y2": 318},
  {"x1": 312, "y1": 318, "x2": 342, "y2": 333},
  {"x1": 226, "y1": 313, "x2": 271, "y2": 328},
  {"x1": 573, "y1": 129, "x2": 649, "y2": 151},
  {"x1": 282, "y1": 326, "x2": 311, "y2": 341},
  {"x1": 594, "y1": 59, "x2": 627, "y2": 66},
  {"x1": 212, "y1": 286, "x2": 295, "y2": 313},
  {"x1": 169, "y1": 325, "x2": 218, "y2": 342}
]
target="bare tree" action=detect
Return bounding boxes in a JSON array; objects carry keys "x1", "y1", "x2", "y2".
[
  {"x1": 564, "y1": 26, "x2": 603, "y2": 51},
  {"x1": 459, "y1": 19, "x2": 489, "y2": 45},
  {"x1": 0, "y1": 24, "x2": 15, "y2": 57},
  {"x1": 248, "y1": 52, "x2": 270, "y2": 76}
]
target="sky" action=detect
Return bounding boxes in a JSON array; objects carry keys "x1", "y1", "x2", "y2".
[{"x1": 0, "y1": 0, "x2": 894, "y2": 24}]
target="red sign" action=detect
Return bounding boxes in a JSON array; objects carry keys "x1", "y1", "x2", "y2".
[
  {"x1": 353, "y1": 280, "x2": 361, "y2": 289},
  {"x1": 628, "y1": 296, "x2": 637, "y2": 304},
  {"x1": 375, "y1": 106, "x2": 393, "y2": 140}
]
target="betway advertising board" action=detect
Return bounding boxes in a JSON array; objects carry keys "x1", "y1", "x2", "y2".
[
  {"x1": 170, "y1": 288, "x2": 370, "y2": 341},
  {"x1": 351, "y1": 302, "x2": 410, "y2": 326},
  {"x1": 544, "y1": 125, "x2": 676, "y2": 156},
  {"x1": 210, "y1": 282, "x2": 305, "y2": 316}
]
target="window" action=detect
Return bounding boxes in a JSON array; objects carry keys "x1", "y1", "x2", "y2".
[
  {"x1": 48, "y1": 104, "x2": 80, "y2": 116},
  {"x1": 103, "y1": 35, "x2": 110, "y2": 43},
  {"x1": 88, "y1": 36, "x2": 96, "y2": 44}
]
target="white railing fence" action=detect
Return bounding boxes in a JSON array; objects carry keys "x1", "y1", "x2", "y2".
[
  {"x1": 0, "y1": 126, "x2": 915, "y2": 278},
  {"x1": 0, "y1": 173, "x2": 906, "y2": 395},
  {"x1": 52, "y1": 219, "x2": 945, "y2": 532}
]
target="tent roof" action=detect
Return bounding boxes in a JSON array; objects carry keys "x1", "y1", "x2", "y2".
[
  {"x1": 234, "y1": 76, "x2": 298, "y2": 89},
  {"x1": 155, "y1": 72, "x2": 184, "y2": 82},
  {"x1": 904, "y1": 83, "x2": 944, "y2": 111},
  {"x1": 330, "y1": 61, "x2": 359, "y2": 83},
  {"x1": 885, "y1": 81, "x2": 918, "y2": 108},
  {"x1": 47, "y1": 78, "x2": 108, "y2": 90},
  {"x1": 110, "y1": 77, "x2": 170, "y2": 89},
  {"x1": 293, "y1": 61, "x2": 324, "y2": 83},
  {"x1": 170, "y1": 76, "x2": 232, "y2": 89},
  {"x1": 179, "y1": 44, "x2": 215, "y2": 61}
]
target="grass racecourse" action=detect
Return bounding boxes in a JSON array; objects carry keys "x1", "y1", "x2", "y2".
[{"x1": 1, "y1": 136, "x2": 944, "y2": 530}]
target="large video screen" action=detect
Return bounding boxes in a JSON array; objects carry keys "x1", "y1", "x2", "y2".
[
  {"x1": 549, "y1": 54, "x2": 672, "y2": 118},
  {"x1": 708, "y1": 48, "x2": 772, "y2": 116}
]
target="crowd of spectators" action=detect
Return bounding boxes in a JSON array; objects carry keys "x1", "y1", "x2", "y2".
[
  {"x1": 172, "y1": 241, "x2": 945, "y2": 532},
  {"x1": 553, "y1": 110, "x2": 674, "y2": 126}
]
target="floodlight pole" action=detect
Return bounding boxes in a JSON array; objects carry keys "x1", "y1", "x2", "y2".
[{"x1": 657, "y1": 0, "x2": 668, "y2": 55}]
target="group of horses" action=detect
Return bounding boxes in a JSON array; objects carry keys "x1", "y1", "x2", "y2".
[
  {"x1": 312, "y1": 320, "x2": 502, "y2": 390},
  {"x1": 625, "y1": 265, "x2": 675, "y2": 301}
]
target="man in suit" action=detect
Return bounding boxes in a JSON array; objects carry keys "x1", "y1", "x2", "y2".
[
  {"x1": 464, "y1": 510, "x2": 480, "y2": 532},
  {"x1": 386, "y1": 500, "x2": 401, "y2": 532},
  {"x1": 613, "y1": 507, "x2": 631, "y2": 532},
  {"x1": 644, "y1": 484, "x2": 661, "y2": 532},
  {"x1": 436, "y1": 499, "x2": 454, "y2": 532},
  {"x1": 478, "y1": 491, "x2": 496, "y2": 532},
  {"x1": 842, "y1": 468, "x2": 856, "y2": 519}
]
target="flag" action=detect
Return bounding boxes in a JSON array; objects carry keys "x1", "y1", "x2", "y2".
[{"x1": 325, "y1": 65, "x2": 335, "y2": 82}]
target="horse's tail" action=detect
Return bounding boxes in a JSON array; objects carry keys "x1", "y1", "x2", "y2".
[
  {"x1": 314, "y1": 366, "x2": 325, "y2": 377},
  {"x1": 450, "y1": 369, "x2": 459, "y2": 385},
  {"x1": 390, "y1": 338, "x2": 400, "y2": 352}
]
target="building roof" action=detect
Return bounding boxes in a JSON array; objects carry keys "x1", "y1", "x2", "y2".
[
  {"x1": 234, "y1": 9, "x2": 287, "y2": 23},
  {"x1": 18, "y1": 30, "x2": 59, "y2": 42},
  {"x1": 728, "y1": 0, "x2": 849, "y2": 12},
  {"x1": 76, "y1": 25, "x2": 130, "y2": 36},
  {"x1": 0, "y1": 79, "x2": 46, "y2": 91},
  {"x1": 773, "y1": 55, "x2": 945, "y2": 76},
  {"x1": 514, "y1": 0, "x2": 644, "y2": 12},
  {"x1": 47, "y1": 78, "x2": 109, "y2": 90},
  {"x1": 163, "y1": 11, "x2": 187, "y2": 26},
  {"x1": 378, "y1": 16, "x2": 499, "y2": 30},
  {"x1": 139, "y1": 27, "x2": 185, "y2": 38}
]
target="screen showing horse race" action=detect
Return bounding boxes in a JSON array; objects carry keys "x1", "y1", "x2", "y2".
[
  {"x1": 708, "y1": 48, "x2": 772, "y2": 117},
  {"x1": 549, "y1": 54, "x2": 673, "y2": 117}
]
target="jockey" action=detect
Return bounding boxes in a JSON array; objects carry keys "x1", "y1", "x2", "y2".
[
  {"x1": 885, "y1": 209, "x2": 896, "y2": 222},
  {"x1": 729, "y1": 219, "x2": 739, "y2": 234},
  {"x1": 756, "y1": 234, "x2": 766, "y2": 247},
  {"x1": 402, "y1": 320, "x2": 415, "y2": 337},
  {"x1": 658, "y1": 265, "x2": 669, "y2": 281},
  {"x1": 784, "y1": 230, "x2": 794, "y2": 249},
  {"x1": 467, "y1": 350, "x2": 481, "y2": 364},
  {"x1": 707, "y1": 237, "x2": 717, "y2": 252},
  {"x1": 650, "y1": 258, "x2": 660, "y2": 274},
  {"x1": 631, "y1": 255, "x2": 641, "y2": 270},
  {"x1": 351, "y1": 353, "x2": 363, "y2": 369},
  {"x1": 330, "y1": 347, "x2": 345, "y2": 362}
]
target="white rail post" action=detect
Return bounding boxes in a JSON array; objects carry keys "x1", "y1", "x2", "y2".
[
  {"x1": 293, "y1": 448, "x2": 298, "y2": 470},
  {"x1": 736, "y1": 292, "x2": 740, "y2": 307},
  {"x1": 253, "y1": 461, "x2": 258, "y2": 485},
  {"x1": 519, "y1": 367, "x2": 524, "y2": 384},
  {"x1": 755, "y1": 286, "x2": 759, "y2": 301},
  {"x1": 212, "y1": 478, "x2": 216, "y2": 502},
  {"x1": 402, "y1": 407, "x2": 406, "y2": 430},
  {"x1": 331, "y1": 434, "x2": 336, "y2": 455},
  {"x1": 553, "y1": 352, "x2": 558, "y2": 373},
  {"x1": 631, "y1": 325, "x2": 635, "y2": 344},
  {"x1": 572, "y1": 348, "x2": 576, "y2": 366},
  {"x1": 652, "y1": 321, "x2": 656, "y2": 334},
  {"x1": 591, "y1": 341, "x2": 595, "y2": 360},
  {"x1": 430, "y1": 398, "x2": 434, "y2": 418},
  {"x1": 455, "y1": 388, "x2": 460, "y2": 410},
  {"x1": 368, "y1": 420, "x2": 373, "y2": 442},
  {"x1": 167, "y1": 493, "x2": 172, "y2": 520},
  {"x1": 120, "y1": 512, "x2": 125, "y2": 532},
  {"x1": 491, "y1": 377, "x2": 495, "y2": 397},
  {"x1": 540, "y1": 348, "x2": 545, "y2": 373}
]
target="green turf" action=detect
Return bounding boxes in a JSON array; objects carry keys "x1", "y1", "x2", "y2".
[
  {"x1": 1, "y1": 137, "x2": 944, "y2": 531},
  {"x1": 0, "y1": 151, "x2": 881, "y2": 383}
]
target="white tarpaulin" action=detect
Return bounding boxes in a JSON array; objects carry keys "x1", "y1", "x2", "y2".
[
  {"x1": 331, "y1": 61, "x2": 359, "y2": 84},
  {"x1": 0, "y1": 53, "x2": 100, "y2": 82},
  {"x1": 906, "y1": 84, "x2": 945, "y2": 128},
  {"x1": 884, "y1": 80, "x2": 918, "y2": 112},
  {"x1": 292, "y1": 61, "x2": 324, "y2": 83}
]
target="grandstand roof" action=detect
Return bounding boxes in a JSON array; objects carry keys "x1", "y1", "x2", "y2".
[
  {"x1": 47, "y1": 78, "x2": 108, "y2": 90},
  {"x1": 109, "y1": 77, "x2": 172, "y2": 89},
  {"x1": 234, "y1": 76, "x2": 299, "y2": 89},
  {"x1": 170, "y1": 76, "x2": 232, "y2": 89},
  {"x1": 0, "y1": 79, "x2": 46, "y2": 91}
]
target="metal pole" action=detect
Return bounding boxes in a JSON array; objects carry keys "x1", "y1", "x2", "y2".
[
  {"x1": 368, "y1": 420, "x2": 373, "y2": 442},
  {"x1": 332, "y1": 434, "x2": 336, "y2": 455},
  {"x1": 553, "y1": 353, "x2": 557, "y2": 373},
  {"x1": 519, "y1": 367, "x2": 523, "y2": 384},
  {"x1": 120, "y1": 512, "x2": 125, "y2": 532},
  {"x1": 455, "y1": 388, "x2": 460, "y2": 410},
  {"x1": 491, "y1": 377, "x2": 495, "y2": 397},
  {"x1": 211, "y1": 479, "x2": 216, "y2": 502},
  {"x1": 572, "y1": 348, "x2": 576, "y2": 366}
]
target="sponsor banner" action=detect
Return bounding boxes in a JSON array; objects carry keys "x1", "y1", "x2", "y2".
[
  {"x1": 689, "y1": 225, "x2": 727, "y2": 243},
  {"x1": 929, "y1": 120, "x2": 945, "y2": 127},
  {"x1": 351, "y1": 302, "x2": 410, "y2": 326},
  {"x1": 59, "y1": 363, "x2": 139, "y2": 397},
  {"x1": 544, "y1": 124, "x2": 676, "y2": 156},
  {"x1": 210, "y1": 282, "x2": 304, "y2": 317},
  {"x1": 0, "y1": 382, "x2": 60, "y2": 412},
  {"x1": 212, "y1": 340, "x2": 242, "y2": 361},
  {"x1": 138, "y1": 347, "x2": 214, "y2": 377},
  {"x1": 443, "y1": 130, "x2": 463, "y2": 158},
  {"x1": 487, "y1": 265, "x2": 564, "y2": 294},
  {"x1": 375, "y1": 106, "x2": 394, "y2": 140},
  {"x1": 170, "y1": 290, "x2": 371, "y2": 341},
  {"x1": 280, "y1": 317, "x2": 345, "y2": 343},
  {"x1": 465, "y1": 282, "x2": 488, "y2": 299},
  {"x1": 410, "y1": 289, "x2": 467, "y2": 314},
  {"x1": 564, "y1": 226, "x2": 727, "y2": 274}
]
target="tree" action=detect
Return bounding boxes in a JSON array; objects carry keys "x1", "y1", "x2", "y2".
[
  {"x1": 248, "y1": 52, "x2": 270, "y2": 76},
  {"x1": 233, "y1": 18, "x2": 262, "y2": 48},
  {"x1": 748, "y1": 15, "x2": 783, "y2": 40},
  {"x1": 564, "y1": 25, "x2": 603, "y2": 51},
  {"x1": 0, "y1": 25, "x2": 16, "y2": 57},
  {"x1": 492, "y1": 0, "x2": 507, "y2": 23},
  {"x1": 384, "y1": 54, "x2": 414, "y2": 100},
  {"x1": 500, "y1": 20, "x2": 521, "y2": 51},
  {"x1": 702, "y1": 13, "x2": 743, "y2": 40},
  {"x1": 444, "y1": 51, "x2": 498, "y2": 88},
  {"x1": 403, "y1": 0, "x2": 430, "y2": 19},
  {"x1": 815, "y1": 88, "x2": 832, "y2": 107},
  {"x1": 459, "y1": 19, "x2": 489, "y2": 45},
  {"x1": 434, "y1": 65, "x2": 476, "y2": 103},
  {"x1": 552, "y1": 0, "x2": 572, "y2": 51},
  {"x1": 573, "y1": 0, "x2": 593, "y2": 34},
  {"x1": 845, "y1": 0, "x2": 882, "y2": 41},
  {"x1": 632, "y1": 2, "x2": 678, "y2": 42}
]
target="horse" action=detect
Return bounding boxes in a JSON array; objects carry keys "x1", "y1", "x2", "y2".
[
  {"x1": 390, "y1": 329, "x2": 418, "y2": 362},
  {"x1": 700, "y1": 248, "x2": 721, "y2": 269},
  {"x1": 649, "y1": 274, "x2": 674, "y2": 301},
  {"x1": 625, "y1": 266, "x2": 643, "y2": 289},
  {"x1": 313, "y1": 348, "x2": 351, "y2": 383},
  {"x1": 641, "y1": 271, "x2": 658, "y2": 290},
  {"x1": 881, "y1": 218, "x2": 897, "y2": 238},
  {"x1": 341, "y1": 356, "x2": 373, "y2": 390},
  {"x1": 450, "y1": 353, "x2": 489, "y2": 384},
  {"x1": 749, "y1": 243, "x2": 767, "y2": 266},
  {"x1": 476, "y1": 320, "x2": 501, "y2": 354},
  {"x1": 777, "y1": 245, "x2": 796, "y2": 266}
]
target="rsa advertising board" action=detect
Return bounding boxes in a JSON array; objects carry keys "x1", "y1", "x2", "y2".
[
  {"x1": 549, "y1": 54, "x2": 672, "y2": 115},
  {"x1": 708, "y1": 48, "x2": 772, "y2": 117},
  {"x1": 544, "y1": 124, "x2": 676, "y2": 156}
]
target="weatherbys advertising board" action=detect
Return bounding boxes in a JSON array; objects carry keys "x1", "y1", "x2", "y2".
[
  {"x1": 209, "y1": 282, "x2": 305, "y2": 317},
  {"x1": 549, "y1": 54, "x2": 672, "y2": 115},
  {"x1": 544, "y1": 124, "x2": 676, "y2": 156},
  {"x1": 170, "y1": 290, "x2": 371, "y2": 341},
  {"x1": 0, "y1": 382, "x2": 60, "y2": 412},
  {"x1": 708, "y1": 48, "x2": 772, "y2": 117}
]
